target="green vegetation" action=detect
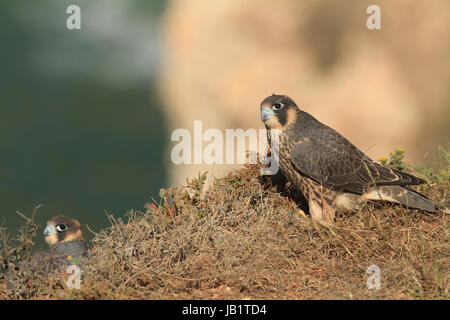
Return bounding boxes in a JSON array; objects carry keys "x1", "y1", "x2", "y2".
[{"x1": 379, "y1": 148, "x2": 407, "y2": 171}]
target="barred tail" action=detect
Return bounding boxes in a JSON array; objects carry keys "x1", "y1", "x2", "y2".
[{"x1": 364, "y1": 185, "x2": 438, "y2": 212}]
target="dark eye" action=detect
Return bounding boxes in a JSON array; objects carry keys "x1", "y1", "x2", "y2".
[
  {"x1": 272, "y1": 103, "x2": 283, "y2": 110},
  {"x1": 56, "y1": 224, "x2": 67, "y2": 232}
]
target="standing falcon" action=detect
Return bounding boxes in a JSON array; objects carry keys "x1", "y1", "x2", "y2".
[{"x1": 260, "y1": 94, "x2": 438, "y2": 223}]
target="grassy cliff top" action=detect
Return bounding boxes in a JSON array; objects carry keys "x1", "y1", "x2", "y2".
[{"x1": 1, "y1": 148, "x2": 449, "y2": 299}]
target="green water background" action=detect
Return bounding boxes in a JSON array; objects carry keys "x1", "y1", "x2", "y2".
[{"x1": 0, "y1": 1, "x2": 168, "y2": 250}]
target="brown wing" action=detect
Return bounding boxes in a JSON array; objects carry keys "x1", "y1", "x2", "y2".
[{"x1": 290, "y1": 135, "x2": 425, "y2": 194}]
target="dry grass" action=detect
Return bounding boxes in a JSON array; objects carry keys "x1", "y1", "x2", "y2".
[{"x1": 1, "y1": 152, "x2": 449, "y2": 300}]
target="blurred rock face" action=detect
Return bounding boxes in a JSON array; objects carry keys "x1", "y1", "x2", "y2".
[{"x1": 159, "y1": 0, "x2": 450, "y2": 185}]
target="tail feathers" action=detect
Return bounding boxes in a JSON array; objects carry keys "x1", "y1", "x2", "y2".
[{"x1": 364, "y1": 185, "x2": 438, "y2": 212}]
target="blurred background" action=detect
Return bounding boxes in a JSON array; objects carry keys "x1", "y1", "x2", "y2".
[
  {"x1": 0, "y1": 0, "x2": 167, "y2": 248},
  {"x1": 1, "y1": 0, "x2": 449, "y2": 248}
]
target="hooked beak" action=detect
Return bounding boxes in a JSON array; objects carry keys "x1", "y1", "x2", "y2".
[
  {"x1": 260, "y1": 107, "x2": 275, "y2": 122},
  {"x1": 43, "y1": 225, "x2": 56, "y2": 236}
]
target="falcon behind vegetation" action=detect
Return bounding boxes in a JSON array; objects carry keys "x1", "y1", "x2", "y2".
[{"x1": 31, "y1": 215, "x2": 88, "y2": 273}]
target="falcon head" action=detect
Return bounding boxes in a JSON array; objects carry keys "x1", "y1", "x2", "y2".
[
  {"x1": 43, "y1": 215, "x2": 84, "y2": 246},
  {"x1": 260, "y1": 94, "x2": 299, "y2": 129}
]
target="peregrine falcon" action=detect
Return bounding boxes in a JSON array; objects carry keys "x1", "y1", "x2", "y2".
[
  {"x1": 31, "y1": 216, "x2": 88, "y2": 273},
  {"x1": 260, "y1": 94, "x2": 438, "y2": 223}
]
